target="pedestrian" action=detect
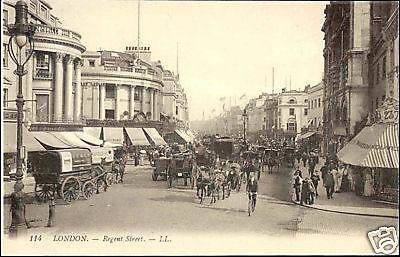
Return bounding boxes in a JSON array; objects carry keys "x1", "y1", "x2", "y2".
[
  {"x1": 293, "y1": 170, "x2": 303, "y2": 202},
  {"x1": 310, "y1": 171, "x2": 320, "y2": 197},
  {"x1": 307, "y1": 179, "x2": 316, "y2": 205},
  {"x1": 300, "y1": 178, "x2": 310, "y2": 205},
  {"x1": 320, "y1": 161, "x2": 328, "y2": 186},
  {"x1": 302, "y1": 152, "x2": 308, "y2": 168},
  {"x1": 331, "y1": 163, "x2": 340, "y2": 193},
  {"x1": 308, "y1": 154, "x2": 316, "y2": 176},
  {"x1": 324, "y1": 170, "x2": 335, "y2": 199}
]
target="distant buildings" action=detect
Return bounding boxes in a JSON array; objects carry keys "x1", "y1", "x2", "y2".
[{"x1": 304, "y1": 82, "x2": 324, "y2": 133}]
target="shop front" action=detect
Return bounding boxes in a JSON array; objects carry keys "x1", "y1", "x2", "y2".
[{"x1": 336, "y1": 98, "x2": 399, "y2": 203}]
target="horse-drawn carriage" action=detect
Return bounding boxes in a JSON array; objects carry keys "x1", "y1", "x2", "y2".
[
  {"x1": 282, "y1": 146, "x2": 296, "y2": 167},
  {"x1": 263, "y1": 148, "x2": 280, "y2": 173},
  {"x1": 31, "y1": 147, "x2": 116, "y2": 203},
  {"x1": 152, "y1": 157, "x2": 170, "y2": 181},
  {"x1": 214, "y1": 137, "x2": 234, "y2": 161},
  {"x1": 167, "y1": 153, "x2": 193, "y2": 187}
]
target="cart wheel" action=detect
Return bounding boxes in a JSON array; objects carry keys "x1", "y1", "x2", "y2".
[
  {"x1": 97, "y1": 178, "x2": 107, "y2": 193},
  {"x1": 105, "y1": 173, "x2": 114, "y2": 187},
  {"x1": 152, "y1": 173, "x2": 158, "y2": 181},
  {"x1": 82, "y1": 181, "x2": 96, "y2": 200},
  {"x1": 61, "y1": 177, "x2": 81, "y2": 203},
  {"x1": 35, "y1": 184, "x2": 53, "y2": 203}
]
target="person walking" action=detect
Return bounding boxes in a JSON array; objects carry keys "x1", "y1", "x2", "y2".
[
  {"x1": 293, "y1": 169, "x2": 303, "y2": 202},
  {"x1": 310, "y1": 171, "x2": 320, "y2": 197},
  {"x1": 301, "y1": 152, "x2": 308, "y2": 168},
  {"x1": 320, "y1": 161, "x2": 328, "y2": 187},
  {"x1": 324, "y1": 170, "x2": 335, "y2": 199},
  {"x1": 308, "y1": 154, "x2": 316, "y2": 176}
]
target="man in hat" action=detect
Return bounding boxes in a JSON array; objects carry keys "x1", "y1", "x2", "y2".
[{"x1": 310, "y1": 170, "x2": 321, "y2": 197}]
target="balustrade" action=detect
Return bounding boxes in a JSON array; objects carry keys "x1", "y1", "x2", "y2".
[
  {"x1": 34, "y1": 24, "x2": 82, "y2": 41},
  {"x1": 34, "y1": 69, "x2": 53, "y2": 80}
]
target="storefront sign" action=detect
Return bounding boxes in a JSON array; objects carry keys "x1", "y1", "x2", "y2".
[
  {"x1": 375, "y1": 98, "x2": 399, "y2": 124},
  {"x1": 4, "y1": 110, "x2": 18, "y2": 120}
]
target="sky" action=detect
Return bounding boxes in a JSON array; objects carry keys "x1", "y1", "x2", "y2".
[{"x1": 48, "y1": 0, "x2": 328, "y2": 121}]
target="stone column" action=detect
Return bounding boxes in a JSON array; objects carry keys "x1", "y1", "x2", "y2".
[
  {"x1": 25, "y1": 54, "x2": 34, "y2": 122},
  {"x1": 53, "y1": 53, "x2": 64, "y2": 122},
  {"x1": 99, "y1": 83, "x2": 105, "y2": 120},
  {"x1": 64, "y1": 55, "x2": 74, "y2": 121},
  {"x1": 115, "y1": 84, "x2": 121, "y2": 120},
  {"x1": 141, "y1": 86, "x2": 146, "y2": 114},
  {"x1": 149, "y1": 88, "x2": 154, "y2": 120},
  {"x1": 153, "y1": 89, "x2": 158, "y2": 120},
  {"x1": 73, "y1": 59, "x2": 82, "y2": 122},
  {"x1": 130, "y1": 85, "x2": 135, "y2": 118}
]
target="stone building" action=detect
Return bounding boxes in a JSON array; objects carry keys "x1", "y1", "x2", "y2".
[
  {"x1": 276, "y1": 88, "x2": 309, "y2": 140},
  {"x1": 3, "y1": 0, "x2": 86, "y2": 124},
  {"x1": 305, "y1": 82, "x2": 324, "y2": 132},
  {"x1": 322, "y1": 1, "x2": 399, "y2": 155}
]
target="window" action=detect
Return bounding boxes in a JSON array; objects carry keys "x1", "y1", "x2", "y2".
[
  {"x1": 176, "y1": 106, "x2": 179, "y2": 115},
  {"x1": 382, "y1": 56, "x2": 386, "y2": 78},
  {"x1": 376, "y1": 97, "x2": 379, "y2": 108},
  {"x1": 36, "y1": 94, "x2": 49, "y2": 122},
  {"x1": 36, "y1": 52, "x2": 50, "y2": 70},
  {"x1": 3, "y1": 88, "x2": 8, "y2": 108},
  {"x1": 318, "y1": 98, "x2": 321, "y2": 108},
  {"x1": 382, "y1": 95, "x2": 386, "y2": 102},
  {"x1": 89, "y1": 60, "x2": 95, "y2": 67},
  {"x1": 304, "y1": 108, "x2": 308, "y2": 116},
  {"x1": 3, "y1": 9, "x2": 8, "y2": 26},
  {"x1": 289, "y1": 108, "x2": 295, "y2": 116},
  {"x1": 29, "y1": 2, "x2": 37, "y2": 12},
  {"x1": 3, "y1": 44, "x2": 8, "y2": 67},
  {"x1": 287, "y1": 122, "x2": 296, "y2": 131},
  {"x1": 40, "y1": 5, "x2": 47, "y2": 17},
  {"x1": 288, "y1": 99, "x2": 296, "y2": 104},
  {"x1": 105, "y1": 109, "x2": 115, "y2": 119},
  {"x1": 311, "y1": 101, "x2": 313, "y2": 109},
  {"x1": 105, "y1": 85, "x2": 115, "y2": 98},
  {"x1": 134, "y1": 88, "x2": 140, "y2": 101}
]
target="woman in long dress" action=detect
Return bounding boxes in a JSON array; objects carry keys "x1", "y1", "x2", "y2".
[{"x1": 363, "y1": 168, "x2": 374, "y2": 197}]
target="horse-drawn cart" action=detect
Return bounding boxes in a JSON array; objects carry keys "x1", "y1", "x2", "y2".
[
  {"x1": 31, "y1": 148, "x2": 114, "y2": 203},
  {"x1": 152, "y1": 157, "x2": 170, "y2": 181}
]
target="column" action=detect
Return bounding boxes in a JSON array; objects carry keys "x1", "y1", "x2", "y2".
[
  {"x1": 141, "y1": 86, "x2": 146, "y2": 114},
  {"x1": 64, "y1": 55, "x2": 74, "y2": 121},
  {"x1": 53, "y1": 53, "x2": 64, "y2": 122},
  {"x1": 129, "y1": 85, "x2": 135, "y2": 118},
  {"x1": 99, "y1": 83, "x2": 105, "y2": 120},
  {"x1": 115, "y1": 84, "x2": 121, "y2": 120},
  {"x1": 149, "y1": 88, "x2": 154, "y2": 120},
  {"x1": 153, "y1": 89, "x2": 158, "y2": 120},
  {"x1": 25, "y1": 54, "x2": 34, "y2": 122},
  {"x1": 73, "y1": 59, "x2": 82, "y2": 122}
]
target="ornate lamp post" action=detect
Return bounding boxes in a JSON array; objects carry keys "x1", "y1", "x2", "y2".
[
  {"x1": 7, "y1": 0, "x2": 36, "y2": 237},
  {"x1": 242, "y1": 108, "x2": 248, "y2": 147}
]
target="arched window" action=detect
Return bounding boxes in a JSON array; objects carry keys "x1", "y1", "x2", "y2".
[{"x1": 288, "y1": 98, "x2": 296, "y2": 104}]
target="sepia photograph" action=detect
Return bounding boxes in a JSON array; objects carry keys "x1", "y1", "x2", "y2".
[{"x1": 1, "y1": 0, "x2": 399, "y2": 255}]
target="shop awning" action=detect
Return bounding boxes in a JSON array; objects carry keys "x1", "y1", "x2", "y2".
[
  {"x1": 83, "y1": 127, "x2": 102, "y2": 139},
  {"x1": 3, "y1": 123, "x2": 46, "y2": 153},
  {"x1": 337, "y1": 123, "x2": 399, "y2": 169},
  {"x1": 175, "y1": 129, "x2": 192, "y2": 143},
  {"x1": 30, "y1": 131, "x2": 73, "y2": 149},
  {"x1": 298, "y1": 131, "x2": 316, "y2": 140},
  {"x1": 50, "y1": 132, "x2": 93, "y2": 148},
  {"x1": 103, "y1": 127, "x2": 124, "y2": 145},
  {"x1": 125, "y1": 128, "x2": 150, "y2": 146},
  {"x1": 75, "y1": 131, "x2": 104, "y2": 146},
  {"x1": 143, "y1": 128, "x2": 167, "y2": 146},
  {"x1": 186, "y1": 130, "x2": 196, "y2": 140}
]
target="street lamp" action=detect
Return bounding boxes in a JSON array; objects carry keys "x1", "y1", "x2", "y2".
[
  {"x1": 242, "y1": 108, "x2": 248, "y2": 148},
  {"x1": 7, "y1": 0, "x2": 36, "y2": 238}
]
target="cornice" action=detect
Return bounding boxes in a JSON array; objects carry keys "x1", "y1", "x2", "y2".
[
  {"x1": 33, "y1": 36, "x2": 86, "y2": 53},
  {"x1": 82, "y1": 72, "x2": 163, "y2": 87}
]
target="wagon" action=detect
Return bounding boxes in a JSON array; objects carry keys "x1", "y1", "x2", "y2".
[
  {"x1": 31, "y1": 148, "x2": 114, "y2": 203},
  {"x1": 168, "y1": 154, "x2": 192, "y2": 187},
  {"x1": 214, "y1": 137, "x2": 234, "y2": 160},
  {"x1": 283, "y1": 147, "x2": 296, "y2": 168},
  {"x1": 152, "y1": 157, "x2": 171, "y2": 181}
]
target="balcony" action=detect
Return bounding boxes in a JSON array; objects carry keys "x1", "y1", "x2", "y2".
[{"x1": 34, "y1": 69, "x2": 53, "y2": 80}]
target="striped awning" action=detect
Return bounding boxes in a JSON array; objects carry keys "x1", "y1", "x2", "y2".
[{"x1": 337, "y1": 123, "x2": 399, "y2": 168}]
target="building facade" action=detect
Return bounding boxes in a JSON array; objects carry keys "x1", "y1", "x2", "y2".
[
  {"x1": 3, "y1": 0, "x2": 86, "y2": 124},
  {"x1": 305, "y1": 82, "x2": 324, "y2": 132},
  {"x1": 276, "y1": 89, "x2": 309, "y2": 139},
  {"x1": 322, "y1": 1, "x2": 399, "y2": 155}
]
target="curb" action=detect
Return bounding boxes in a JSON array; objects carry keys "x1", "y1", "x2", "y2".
[{"x1": 291, "y1": 199, "x2": 399, "y2": 219}]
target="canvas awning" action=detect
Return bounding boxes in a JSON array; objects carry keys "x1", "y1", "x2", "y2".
[
  {"x1": 75, "y1": 131, "x2": 104, "y2": 146},
  {"x1": 50, "y1": 132, "x2": 93, "y2": 148},
  {"x1": 186, "y1": 130, "x2": 196, "y2": 140},
  {"x1": 337, "y1": 123, "x2": 399, "y2": 169},
  {"x1": 30, "y1": 131, "x2": 73, "y2": 149},
  {"x1": 176, "y1": 129, "x2": 192, "y2": 143},
  {"x1": 125, "y1": 128, "x2": 150, "y2": 146},
  {"x1": 143, "y1": 128, "x2": 167, "y2": 146},
  {"x1": 298, "y1": 131, "x2": 316, "y2": 140},
  {"x1": 103, "y1": 127, "x2": 124, "y2": 145},
  {"x1": 3, "y1": 123, "x2": 46, "y2": 153},
  {"x1": 83, "y1": 127, "x2": 102, "y2": 139}
]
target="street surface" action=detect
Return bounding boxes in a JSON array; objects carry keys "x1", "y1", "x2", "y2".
[{"x1": 3, "y1": 164, "x2": 398, "y2": 254}]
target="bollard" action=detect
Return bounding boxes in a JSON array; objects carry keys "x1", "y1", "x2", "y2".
[
  {"x1": 47, "y1": 196, "x2": 56, "y2": 227},
  {"x1": 9, "y1": 181, "x2": 28, "y2": 238}
]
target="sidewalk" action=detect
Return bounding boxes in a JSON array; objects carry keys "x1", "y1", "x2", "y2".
[{"x1": 291, "y1": 157, "x2": 399, "y2": 219}]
